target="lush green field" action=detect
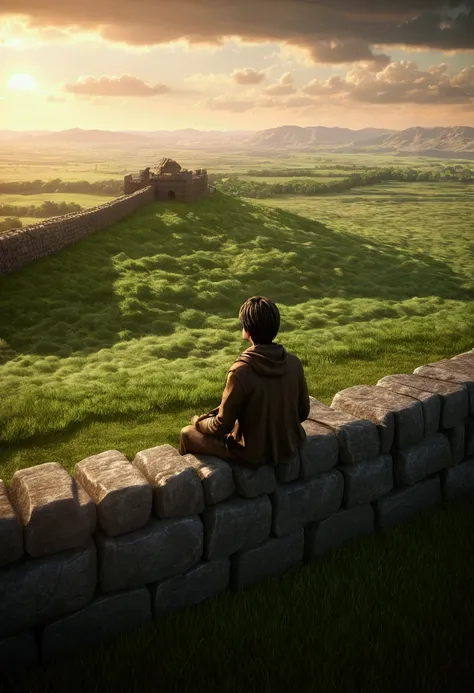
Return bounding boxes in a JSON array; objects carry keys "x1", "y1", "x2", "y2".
[
  {"x1": 0, "y1": 185, "x2": 473, "y2": 480},
  {"x1": 3, "y1": 492, "x2": 474, "y2": 693},
  {"x1": 0, "y1": 192, "x2": 116, "y2": 208}
]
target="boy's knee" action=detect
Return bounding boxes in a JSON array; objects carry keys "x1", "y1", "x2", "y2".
[{"x1": 180, "y1": 425, "x2": 193, "y2": 437}]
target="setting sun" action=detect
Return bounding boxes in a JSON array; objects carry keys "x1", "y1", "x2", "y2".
[{"x1": 7, "y1": 73, "x2": 38, "y2": 91}]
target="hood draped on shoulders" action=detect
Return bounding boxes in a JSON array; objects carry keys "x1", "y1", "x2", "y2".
[{"x1": 235, "y1": 344, "x2": 288, "y2": 377}]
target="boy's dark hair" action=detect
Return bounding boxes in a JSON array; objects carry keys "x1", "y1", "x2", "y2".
[{"x1": 239, "y1": 296, "x2": 280, "y2": 345}]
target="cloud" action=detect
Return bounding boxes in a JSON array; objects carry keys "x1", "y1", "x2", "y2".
[
  {"x1": 301, "y1": 60, "x2": 474, "y2": 104},
  {"x1": 232, "y1": 67, "x2": 266, "y2": 84},
  {"x1": 2, "y1": 1, "x2": 474, "y2": 64},
  {"x1": 62, "y1": 74, "x2": 170, "y2": 97},
  {"x1": 46, "y1": 94, "x2": 66, "y2": 102},
  {"x1": 263, "y1": 72, "x2": 295, "y2": 95},
  {"x1": 200, "y1": 94, "x2": 254, "y2": 112}
]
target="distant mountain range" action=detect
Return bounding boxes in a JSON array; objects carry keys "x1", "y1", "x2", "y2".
[{"x1": 1, "y1": 125, "x2": 474, "y2": 157}]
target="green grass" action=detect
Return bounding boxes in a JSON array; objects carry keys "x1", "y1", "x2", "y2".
[
  {"x1": 3, "y1": 492, "x2": 474, "y2": 693},
  {"x1": 0, "y1": 192, "x2": 116, "y2": 208},
  {"x1": 0, "y1": 187, "x2": 473, "y2": 480}
]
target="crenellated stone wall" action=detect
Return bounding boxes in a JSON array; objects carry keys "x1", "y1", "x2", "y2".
[
  {"x1": 0, "y1": 187, "x2": 155, "y2": 277},
  {"x1": 1, "y1": 350, "x2": 473, "y2": 671}
]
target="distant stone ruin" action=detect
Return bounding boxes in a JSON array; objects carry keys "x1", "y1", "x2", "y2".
[{"x1": 124, "y1": 158, "x2": 209, "y2": 202}]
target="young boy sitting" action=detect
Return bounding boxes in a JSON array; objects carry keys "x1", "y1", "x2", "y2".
[{"x1": 179, "y1": 296, "x2": 310, "y2": 467}]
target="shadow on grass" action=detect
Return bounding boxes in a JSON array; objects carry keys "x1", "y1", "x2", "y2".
[{"x1": 0, "y1": 192, "x2": 471, "y2": 362}]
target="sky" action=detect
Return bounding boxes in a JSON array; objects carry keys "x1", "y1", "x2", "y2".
[{"x1": 1, "y1": 0, "x2": 474, "y2": 131}]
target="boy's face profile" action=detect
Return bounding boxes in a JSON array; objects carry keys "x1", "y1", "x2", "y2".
[{"x1": 242, "y1": 327, "x2": 251, "y2": 343}]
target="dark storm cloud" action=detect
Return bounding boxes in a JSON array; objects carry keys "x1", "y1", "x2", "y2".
[{"x1": 2, "y1": 1, "x2": 474, "y2": 62}]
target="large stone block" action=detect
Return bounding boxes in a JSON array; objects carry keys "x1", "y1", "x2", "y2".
[
  {"x1": 275, "y1": 451, "x2": 300, "y2": 483},
  {"x1": 393, "y1": 433, "x2": 452, "y2": 486},
  {"x1": 74, "y1": 450, "x2": 152, "y2": 537},
  {"x1": 184, "y1": 454, "x2": 235, "y2": 504},
  {"x1": 96, "y1": 516, "x2": 203, "y2": 593},
  {"x1": 374, "y1": 474, "x2": 441, "y2": 529},
  {"x1": 0, "y1": 632, "x2": 39, "y2": 671},
  {"x1": 271, "y1": 470, "x2": 344, "y2": 537},
  {"x1": 331, "y1": 389, "x2": 394, "y2": 453},
  {"x1": 338, "y1": 455, "x2": 393, "y2": 508},
  {"x1": 41, "y1": 587, "x2": 152, "y2": 661},
  {"x1": 442, "y1": 424, "x2": 466, "y2": 465},
  {"x1": 228, "y1": 462, "x2": 276, "y2": 498},
  {"x1": 133, "y1": 445, "x2": 204, "y2": 519},
  {"x1": 465, "y1": 418, "x2": 474, "y2": 457},
  {"x1": 440, "y1": 458, "x2": 474, "y2": 501},
  {"x1": 202, "y1": 496, "x2": 272, "y2": 560},
  {"x1": 0, "y1": 540, "x2": 97, "y2": 637},
  {"x1": 305, "y1": 504, "x2": 374, "y2": 560},
  {"x1": 230, "y1": 530, "x2": 304, "y2": 590},
  {"x1": 0, "y1": 480, "x2": 23, "y2": 567},
  {"x1": 300, "y1": 420, "x2": 338, "y2": 478},
  {"x1": 414, "y1": 361, "x2": 474, "y2": 416},
  {"x1": 332, "y1": 386, "x2": 424, "y2": 451},
  {"x1": 152, "y1": 558, "x2": 230, "y2": 615},
  {"x1": 377, "y1": 375, "x2": 440, "y2": 437},
  {"x1": 8, "y1": 462, "x2": 96, "y2": 558},
  {"x1": 308, "y1": 396, "x2": 380, "y2": 463},
  {"x1": 377, "y1": 373, "x2": 467, "y2": 430}
]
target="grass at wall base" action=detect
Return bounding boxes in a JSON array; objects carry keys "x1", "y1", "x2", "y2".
[
  {"x1": 0, "y1": 189, "x2": 473, "y2": 479},
  {"x1": 3, "y1": 492, "x2": 474, "y2": 693}
]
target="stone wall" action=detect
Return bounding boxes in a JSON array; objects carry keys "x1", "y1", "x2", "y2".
[
  {"x1": 1, "y1": 350, "x2": 474, "y2": 671},
  {"x1": 0, "y1": 187, "x2": 155, "y2": 276}
]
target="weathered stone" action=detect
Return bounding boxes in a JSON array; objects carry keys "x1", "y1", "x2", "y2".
[
  {"x1": 74, "y1": 450, "x2": 152, "y2": 537},
  {"x1": 414, "y1": 361, "x2": 474, "y2": 415},
  {"x1": 0, "y1": 540, "x2": 97, "y2": 637},
  {"x1": 338, "y1": 455, "x2": 393, "y2": 507},
  {"x1": 374, "y1": 474, "x2": 441, "y2": 529},
  {"x1": 271, "y1": 470, "x2": 344, "y2": 537},
  {"x1": 305, "y1": 504, "x2": 374, "y2": 560},
  {"x1": 41, "y1": 587, "x2": 152, "y2": 660},
  {"x1": 332, "y1": 386, "x2": 424, "y2": 451},
  {"x1": 440, "y1": 458, "x2": 474, "y2": 501},
  {"x1": 202, "y1": 496, "x2": 272, "y2": 560},
  {"x1": 377, "y1": 376, "x2": 440, "y2": 437},
  {"x1": 231, "y1": 530, "x2": 304, "y2": 590},
  {"x1": 275, "y1": 451, "x2": 300, "y2": 483},
  {"x1": 442, "y1": 424, "x2": 466, "y2": 465},
  {"x1": 133, "y1": 445, "x2": 205, "y2": 519},
  {"x1": 184, "y1": 454, "x2": 235, "y2": 504},
  {"x1": 9, "y1": 462, "x2": 96, "y2": 558},
  {"x1": 229, "y1": 462, "x2": 276, "y2": 498},
  {"x1": 393, "y1": 433, "x2": 452, "y2": 486},
  {"x1": 96, "y1": 516, "x2": 203, "y2": 592},
  {"x1": 377, "y1": 373, "x2": 467, "y2": 430},
  {"x1": 0, "y1": 632, "x2": 39, "y2": 671},
  {"x1": 308, "y1": 396, "x2": 380, "y2": 463},
  {"x1": 300, "y1": 419, "x2": 338, "y2": 478},
  {"x1": 0, "y1": 480, "x2": 23, "y2": 567},
  {"x1": 332, "y1": 388, "x2": 394, "y2": 453},
  {"x1": 465, "y1": 418, "x2": 474, "y2": 457},
  {"x1": 153, "y1": 559, "x2": 230, "y2": 614}
]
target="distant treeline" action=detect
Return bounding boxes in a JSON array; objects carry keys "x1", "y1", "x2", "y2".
[
  {"x1": 0, "y1": 201, "x2": 83, "y2": 218},
  {"x1": 0, "y1": 217, "x2": 22, "y2": 233},
  {"x1": 214, "y1": 166, "x2": 474, "y2": 198},
  {"x1": 0, "y1": 179, "x2": 123, "y2": 196}
]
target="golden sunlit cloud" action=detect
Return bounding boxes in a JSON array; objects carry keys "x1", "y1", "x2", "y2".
[{"x1": 7, "y1": 73, "x2": 38, "y2": 91}]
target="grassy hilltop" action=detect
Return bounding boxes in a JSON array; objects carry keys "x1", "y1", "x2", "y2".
[{"x1": 0, "y1": 187, "x2": 473, "y2": 479}]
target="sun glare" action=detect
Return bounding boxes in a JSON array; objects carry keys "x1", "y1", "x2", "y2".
[{"x1": 7, "y1": 73, "x2": 38, "y2": 91}]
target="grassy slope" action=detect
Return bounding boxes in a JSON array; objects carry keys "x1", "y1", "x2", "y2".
[
  {"x1": 3, "y1": 492, "x2": 474, "y2": 693},
  {"x1": 0, "y1": 188, "x2": 473, "y2": 479}
]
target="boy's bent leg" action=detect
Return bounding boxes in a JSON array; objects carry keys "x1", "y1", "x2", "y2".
[{"x1": 179, "y1": 425, "x2": 231, "y2": 461}]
